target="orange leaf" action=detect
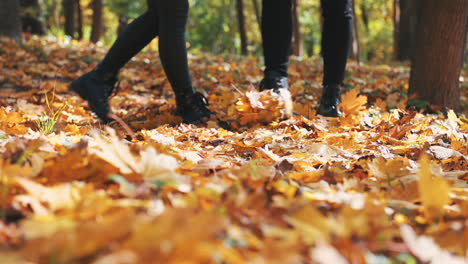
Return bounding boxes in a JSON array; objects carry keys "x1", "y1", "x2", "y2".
[{"x1": 339, "y1": 89, "x2": 367, "y2": 115}]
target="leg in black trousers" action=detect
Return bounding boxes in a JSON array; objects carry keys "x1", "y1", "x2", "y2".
[
  {"x1": 260, "y1": 0, "x2": 292, "y2": 91},
  {"x1": 261, "y1": 0, "x2": 352, "y2": 117},
  {"x1": 321, "y1": 0, "x2": 353, "y2": 86},
  {"x1": 71, "y1": 0, "x2": 211, "y2": 124},
  {"x1": 318, "y1": 0, "x2": 353, "y2": 117},
  {"x1": 98, "y1": 1, "x2": 159, "y2": 78},
  {"x1": 262, "y1": 0, "x2": 293, "y2": 78}
]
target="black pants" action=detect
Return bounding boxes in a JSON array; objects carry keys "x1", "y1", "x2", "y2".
[
  {"x1": 262, "y1": 0, "x2": 353, "y2": 86},
  {"x1": 99, "y1": 0, "x2": 192, "y2": 95}
]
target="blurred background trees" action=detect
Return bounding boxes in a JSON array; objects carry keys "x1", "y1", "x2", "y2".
[
  {"x1": 0, "y1": 0, "x2": 415, "y2": 62},
  {"x1": 0, "y1": 0, "x2": 466, "y2": 110},
  {"x1": 0, "y1": 0, "x2": 23, "y2": 40}
]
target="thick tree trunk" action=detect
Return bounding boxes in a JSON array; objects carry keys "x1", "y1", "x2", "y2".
[
  {"x1": 292, "y1": 0, "x2": 302, "y2": 57},
  {"x1": 90, "y1": 0, "x2": 103, "y2": 43},
  {"x1": 409, "y1": 0, "x2": 468, "y2": 112},
  {"x1": 236, "y1": 0, "x2": 248, "y2": 55},
  {"x1": 350, "y1": 0, "x2": 360, "y2": 63},
  {"x1": 63, "y1": 0, "x2": 75, "y2": 37},
  {"x1": 0, "y1": 0, "x2": 23, "y2": 40},
  {"x1": 394, "y1": 0, "x2": 421, "y2": 61},
  {"x1": 76, "y1": 0, "x2": 83, "y2": 40}
]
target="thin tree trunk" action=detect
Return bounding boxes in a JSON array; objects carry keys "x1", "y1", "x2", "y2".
[
  {"x1": 50, "y1": 0, "x2": 61, "y2": 32},
  {"x1": 90, "y1": 0, "x2": 103, "y2": 43},
  {"x1": 76, "y1": 0, "x2": 83, "y2": 40},
  {"x1": 292, "y1": 0, "x2": 302, "y2": 57},
  {"x1": 251, "y1": 0, "x2": 261, "y2": 33},
  {"x1": 63, "y1": 0, "x2": 76, "y2": 38},
  {"x1": 350, "y1": 0, "x2": 360, "y2": 63},
  {"x1": 409, "y1": 0, "x2": 468, "y2": 112},
  {"x1": 393, "y1": 0, "x2": 399, "y2": 60},
  {"x1": 236, "y1": 0, "x2": 248, "y2": 55},
  {"x1": 319, "y1": 0, "x2": 323, "y2": 56},
  {"x1": 360, "y1": 3, "x2": 369, "y2": 33},
  {"x1": 359, "y1": 2, "x2": 371, "y2": 59}
]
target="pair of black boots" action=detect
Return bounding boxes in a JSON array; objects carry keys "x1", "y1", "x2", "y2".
[
  {"x1": 260, "y1": 72, "x2": 342, "y2": 117},
  {"x1": 71, "y1": 67, "x2": 212, "y2": 124},
  {"x1": 71, "y1": 69, "x2": 341, "y2": 124}
]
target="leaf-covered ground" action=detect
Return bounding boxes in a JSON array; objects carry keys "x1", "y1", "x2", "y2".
[{"x1": 0, "y1": 37, "x2": 467, "y2": 264}]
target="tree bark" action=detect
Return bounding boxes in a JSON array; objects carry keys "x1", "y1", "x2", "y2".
[
  {"x1": 90, "y1": 0, "x2": 103, "y2": 43},
  {"x1": 359, "y1": 2, "x2": 372, "y2": 59},
  {"x1": 292, "y1": 0, "x2": 302, "y2": 57},
  {"x1": 394, "y1": 0, "x2": 421, "y2": 61},
  {"x1": 0, "y1": 0, "x2": 23, "y2": 40},
  {"x1": 350, "y1": 0, "x2": 360, "y2": 63},
  {"x1": 75, "y1": 0, "x2": 83, "y2": 40},
  {"x1": 251, "y1": 0, "x2": 261, "y2": 33},
  {"x1": 51, "y1": 0, "x2": 61, "y2": 31},
  {"x1": 63, "y1": 0, "x2": 76, "y2": 37},
  {"x1": 236, "y1": 0, "x2": 248, "y2": 55},
  {"x1": 409, "y1": 0, "x2": 468, "y2": 112}
]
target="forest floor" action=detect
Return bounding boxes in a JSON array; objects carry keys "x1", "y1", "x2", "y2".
[{"x1": 0, "y1": 36, "x2": 467, "y2": 263}]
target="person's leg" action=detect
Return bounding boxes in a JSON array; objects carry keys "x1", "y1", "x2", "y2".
[
  {"x1": 97, "y1": 1, "x2": 160, "y2": 78},
  {"x1": 157, "y1": 0, "x2": 211, "y2": 123},
  {"x1": 260, "y1": 0, "x2": 293, "y2": 91},
  {"x1": 156, "y1": 0, "x2": 192, "y2": 97},
  {"x1": 321, "y1": 0, "x2": 352, "y2": 86},
  {"x1": 71, "y1": 0, "x2": 160, "y2": 123},
  {"x1": 318, "y1": 0, "x2": 353, "y2": 117}
]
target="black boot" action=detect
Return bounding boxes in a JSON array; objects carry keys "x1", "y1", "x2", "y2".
[
  {"x1": 259, "y1": 72, "x2": 289, "y2": 92},
  {"x1": 175, "y1": 92, "x2": 212, "y2": 124},
  {"x1": 317, "y1": 84, "x2": 342, "y2": 117},
  {"x1": 70, "y1": 67, "x2": 118, "y2": 123}
]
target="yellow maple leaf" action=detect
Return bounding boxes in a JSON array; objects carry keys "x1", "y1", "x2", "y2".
[
  {"x1": 339, "y1": 89, "x2": 367, "y2": 115},
  {"x1": 417, "y1": 154, "x2": 450, "y2": 220},
  {"x1": 231, "y1": 89, "x2": 293, "y2": 126}
]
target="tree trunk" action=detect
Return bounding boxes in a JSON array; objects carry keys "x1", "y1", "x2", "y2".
[
  {"x1": 394, "y1": 0, "x2": 421, "y2": 61},
  {"x1": 359, "y1": 2, "x2": 372, "y2": 60},
  {"x1": 292, "y1": 0, "x2": 302, "y2": 57},
  {"x1": 20, "y1": 0, "x2": 46, "y2": 35},
  {"x1": 76, "y1": 0, "x2": 83, "y2": 40},
  {"x1": 51, "y1": 0, "x2": 61, "y2": 31},
  {"x1": 350, "y1": 0, "x2": 360, "y2": 63},
  {"x1": 251, "y1": 0, "x2": 261, "y2": 33},
  {"x1": 409, "y1": 0, "x2": 468, "y2": 112},
  {"x1": 236, "y1": 0, "x2": 248, "y2": 55},
  {"x1": 90, "y1": 0, "x2": 103, "y2": 43},
  {"x1": 63, "y1": 0, "x2": 75, "y2": 37},
  {"x1": 0, "y1": 0, "x2": 23, "y2": 40},
  {"x1": 360, "y1": 2, "x2": 369, "y2": 33}
]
